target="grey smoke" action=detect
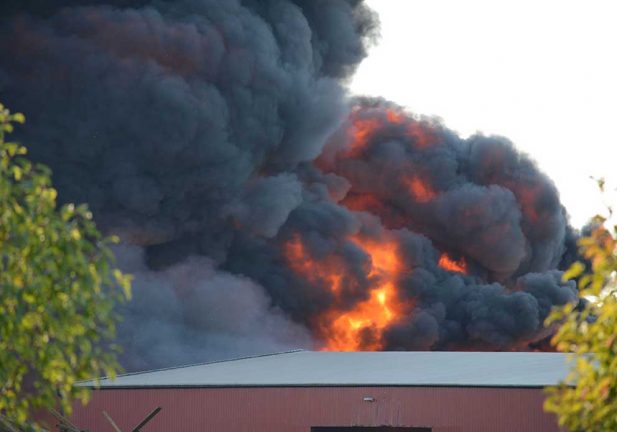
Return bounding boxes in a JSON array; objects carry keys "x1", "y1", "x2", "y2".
[
  {"x1": 226, "y1": 100, "x2": 577, "y2": 351},
  {"x1": 0, "y1": 0, "x2": 377, "y2": 368},
  {"x1": 225, "y1": 173, "x2": 303, "y2": 238},
  {"x1": 113, "y1": 244, "x2": 313, "y2": 371},
  {"x1": 0, "y1": 0, "x2": 580, "y2": 369}
]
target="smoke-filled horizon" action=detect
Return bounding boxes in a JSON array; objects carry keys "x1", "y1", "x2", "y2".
[{"x1": 1, "y1": 0, "x2": 578, "y2": 370}]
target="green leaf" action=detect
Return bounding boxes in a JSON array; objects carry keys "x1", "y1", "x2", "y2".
[
  {"x1": 545, "y1": 184, "x2": 617, "y2": 431},
  {"x1": 0, "y1": 100, "x2": 130, "y2": 428},
  {"x1": 11, "y1": 112, "x2": 25, "y2": 124},
  {"x1": 563, "y1": 261, "x2": 585, "y2": 281}
]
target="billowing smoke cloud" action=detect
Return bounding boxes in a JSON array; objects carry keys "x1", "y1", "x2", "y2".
[
  {"x1": 0, "y1": 0, "x2": 377, "y2": 368},
  {"x1": 113, "y1": 244, "x2": 313, "y2": 371},
  {"x1": 0, "y1": 0, "x2": 578, "y2": 370},
  {"x1": 227, "y1": 100, "x2": 577, "y2": 352},
  {"x1": 0, "y1": 0, "x2": 376, "y2": 259}
]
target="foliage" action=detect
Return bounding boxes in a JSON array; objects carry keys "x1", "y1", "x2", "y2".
[
  {"x1": 545, "y1": 190, "x2": 617, "y2": 431},
  {"x1": 0, "y1": 103, "x2": 131, "y2": 429}
]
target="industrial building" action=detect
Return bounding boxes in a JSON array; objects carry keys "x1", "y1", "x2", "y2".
[{"x1": 71, "y1": 350, "x2": 568, "y2": 431}]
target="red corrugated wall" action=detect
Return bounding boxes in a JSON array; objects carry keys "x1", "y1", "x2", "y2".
[{"x1": 69, "y1": 386, "x2": 559, "y2": 432}]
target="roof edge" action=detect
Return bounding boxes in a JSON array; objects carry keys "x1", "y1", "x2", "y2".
[
  {"x1": 77, "y1": 349, "x2": 306, "y2": 386},
  {"x1": 80, "y1": 383, "x2": 566, "y2": 390}
]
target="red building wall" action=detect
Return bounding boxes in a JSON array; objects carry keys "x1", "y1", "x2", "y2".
[{"x1": 70, "y1": 386, "x2": 559, "y2": 432}]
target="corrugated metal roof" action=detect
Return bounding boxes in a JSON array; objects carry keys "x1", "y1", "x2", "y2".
[{"x1": 80, "y1": 350, "x2": 570, "y2": 388}]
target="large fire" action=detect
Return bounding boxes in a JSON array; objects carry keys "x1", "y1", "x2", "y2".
[
  {"x1": 324, "y1": 236, "x2": 410, "y2": 351},
  {"x1": 0, "y1": 0, "x2": 577, "y2": 368},
  {"x1": 282, "y1": 102, "x2": 572, "y2": 352},
  {"x1": 284, "y1": 236, "x2": 344, "y2": 294},
  {"x1": 285, "y1": 233, "x2": 411, "y2": 351},
  {"x1": 286, "y1": 108, "x2": 445, "y2": 351}
]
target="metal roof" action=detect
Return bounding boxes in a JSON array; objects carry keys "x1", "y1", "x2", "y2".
[{"x1": 80, "y1": 350, "x2": 571, "y2": 389}]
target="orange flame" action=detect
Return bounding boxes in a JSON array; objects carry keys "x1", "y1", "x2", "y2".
[
  {"x1": 386, "y1": 108, "x2": 406, "y2": 124},
  {"x1": 323, "y1": 236, "x2": 409, "y2": 351},
  {"x1": 346, "y1": 108, "x2": 438, "y2": 156},
  {"x1": 347, "y1": 115, "x2": 381, "y2": 156},
  {"x1": 286, "y1": 107, "x2": 461, "y2": 352},
  {"x1": 284, "y1": 236, "x2": 344, "y2": 293},
  {"x1": 438, "y1": 253, "x2": 468, "y2": 274},
  {"x1": 323, "y1": 283, "x2": 397, "y2": 351},
  {"x1": 407, "y1": 121, "x2": 436, "y2": 149},
  {"x1": 283, "y1": 234, "x2": 411, "y2": 352},
  {"x1": 386, "y1": 108, "x2": 437, "y2": 149},
  {"x1": 406, "y1": 176, "x2": 437, "y2": 203}
]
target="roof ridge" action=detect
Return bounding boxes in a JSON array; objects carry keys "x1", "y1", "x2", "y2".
[{"x1": 79, "y1": 349, "x2": 306, "y2": 384}]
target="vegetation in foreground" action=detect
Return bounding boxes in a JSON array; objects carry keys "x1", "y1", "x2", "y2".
[
  {"x1": 0, "y1": 103, "x2": 131, "y2": 430},
  {"x1": 546, "y1": 183, "x2": 617, "y2": 431}
]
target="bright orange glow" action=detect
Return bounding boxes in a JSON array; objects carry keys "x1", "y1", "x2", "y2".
[
  {"x1": 321, "y1": 236, "x2": 410, "y2": 351},
  {"x1": 284, "y1": 236, "x2": 343, "y2": 293},
  {"x1": 340, "y1": 193, "x2": 384, "y2": 213},
  {"x1": 406, "y1": 176, "x2": 437, "y2": 203},
  {"x1": 407, "y1": 121, "x2": 436, "y2": 149},
  {"x1": 347, "y1": 115, "x2": 381, "y2": 156},
  {"x1": 346, "y1": 108, "x2": 438, "y2": 156},
  {"x1": 438, "y1": 253, "x2": 468, "y2": 274},
  {"x1": 386, "y1": 108, "x2": 406, "y2": 124},
  {"x1": 386, "y1": 108, "x2": 438, "y2": 149},
  {"x1": 323, "y1": 284, "x2": 397, "y2": 351},
  {"x1": 285, "y1": 106, "x2": 453, "y2": 352},
  {"x1": 283, "y1": 233, "x2": 412, "y2": 352}
]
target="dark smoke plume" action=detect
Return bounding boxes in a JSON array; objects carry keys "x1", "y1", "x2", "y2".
[
  {"x1": 227, "y1": 99, "x2": 577, "y2": 351},
  {"x1": 0, "y1": 0, "x2": 578, "y2": 370},
  {"x1": 0, "y1": 0, "x2": 377, "y2": 369}
]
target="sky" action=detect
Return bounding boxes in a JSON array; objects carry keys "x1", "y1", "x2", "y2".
[{"x1": 350, "y1": 0, "x2": 617, "y2": 228}]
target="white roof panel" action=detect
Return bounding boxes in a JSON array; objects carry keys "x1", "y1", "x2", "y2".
[{"x1": 80, "y1": 350, "x2": 570, "y2": 388}]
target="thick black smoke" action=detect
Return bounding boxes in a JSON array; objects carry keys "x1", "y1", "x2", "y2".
[
  {"x1": 0, "y1": 0, "x2": 376, "y2": 259},
  {"x1": 0, "y1": 1, "x2": 578, "y2": 369},
  {"x1": 0, "y1": 0, "x2": 377, "y2": 369},
  {"x1": 227, "y1": 100, "x2": 577, "y2": 350}
]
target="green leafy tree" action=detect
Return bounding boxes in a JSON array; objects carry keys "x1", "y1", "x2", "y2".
[
  {"x1": 0, "y1": 103, "x2": 131, "y2": 430},
  {"x1": 545, "y1": 187, "x2": 617, "y2": 431}
]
